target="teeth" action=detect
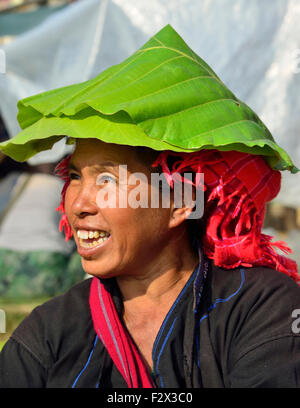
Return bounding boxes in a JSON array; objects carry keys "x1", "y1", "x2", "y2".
[
  {"x1": 78, "y1": 231, "x2": 110, "y2": 249},
  {"x1": 77, "y1": 230, "x2": 110, "y2": 240},
  {"x1": 77, "y1": 230, "x2": 89, "y2": 239}
]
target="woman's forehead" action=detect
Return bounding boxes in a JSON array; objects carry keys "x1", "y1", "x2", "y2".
[
  {"x1": 73, "y1": 139, "x2": 133, "y2": 160},
  {"x1": 70, "y1": 139, "x2": 153, "y2": 172}
]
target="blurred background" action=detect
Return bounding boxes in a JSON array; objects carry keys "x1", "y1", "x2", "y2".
[{"x1": 0, "y1": 0, "x2": 300, "y2": 345}]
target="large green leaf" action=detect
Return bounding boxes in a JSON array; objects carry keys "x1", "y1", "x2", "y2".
[{"x1": 0, "y1": 24, "x2": 298, "y2": 173}]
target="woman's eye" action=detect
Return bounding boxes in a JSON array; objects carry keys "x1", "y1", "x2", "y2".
[
  {"x1": 69, "y1": 172, "x2": 80, "y2": 180},
  {"x1": 97, "y1": 174, "x2": 116, "y2": 185}
]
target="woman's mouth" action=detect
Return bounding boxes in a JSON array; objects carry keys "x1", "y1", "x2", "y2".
[{"x1": 77, "y1": 229, "x2": 111, "y2": 249}]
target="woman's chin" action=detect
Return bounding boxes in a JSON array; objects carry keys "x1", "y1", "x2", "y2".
[{"x1": 80, "y1": 258, "x2": 117, "y2": 279}]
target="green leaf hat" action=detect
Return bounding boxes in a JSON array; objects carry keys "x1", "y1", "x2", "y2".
[{"x1": 0, "y1": 24, "x2": 298, "y2": 173}]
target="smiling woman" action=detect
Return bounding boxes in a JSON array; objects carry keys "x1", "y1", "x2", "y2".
[
  {"x1": 0, "y1": 24, "x2": 300, "y2": 388},
  {"x1": 63, "y1": 139, "x2": 197, "y2": 284}
]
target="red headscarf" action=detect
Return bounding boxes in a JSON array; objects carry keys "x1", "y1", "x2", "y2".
[{"x1": 152, "y1": 149, "x2": 299, "y2": 283}]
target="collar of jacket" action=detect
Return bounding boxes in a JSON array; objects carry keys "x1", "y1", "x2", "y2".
[{"x1": 100, "y1": 243, "x2": 209, "y2": 388}]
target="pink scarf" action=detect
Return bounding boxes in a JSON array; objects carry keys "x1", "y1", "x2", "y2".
[{"x1": 89, "y1": 276, "x2": 155, "y2": 388}]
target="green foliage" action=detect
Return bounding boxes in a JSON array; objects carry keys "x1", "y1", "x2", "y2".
[{"x1": 0, "y1": 249, "x2": 85, "y2": 298}]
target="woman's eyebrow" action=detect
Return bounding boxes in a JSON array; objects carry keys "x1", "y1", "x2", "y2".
[
  {"x1": 95, "y1": 161, "x2": 119, "y2": 170},
  {"x1": 68, "y1": 162, "x2": 78, "y2": 171}
]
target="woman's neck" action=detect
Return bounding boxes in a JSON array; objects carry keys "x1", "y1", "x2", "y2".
[{"x1": 116, "y1": 233, "x2": 198, "y2": 308}]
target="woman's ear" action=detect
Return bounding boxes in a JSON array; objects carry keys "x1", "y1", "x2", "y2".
[
  {"x1": 168, "y1": 183, "x2": 196, "y2": 229},
  {"x1": 168, "y1": 205, "x2": 195, "y2": 229}
]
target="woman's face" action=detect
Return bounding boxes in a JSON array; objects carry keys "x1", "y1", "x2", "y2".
[{"x1": 64, "y1": 139, "x2": 177, "y2": 278}]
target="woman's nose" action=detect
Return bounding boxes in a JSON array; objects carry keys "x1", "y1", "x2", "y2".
[{"x1": 71, "y1": 183, "x2": 98, "y2": 218}]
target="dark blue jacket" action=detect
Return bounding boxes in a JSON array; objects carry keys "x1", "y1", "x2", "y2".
[{"x1": 0, "y1": 259, "x2": 300, "y2": 388}]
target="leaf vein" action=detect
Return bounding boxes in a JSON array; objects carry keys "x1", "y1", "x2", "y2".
[
  {"x1": 140, "y1": 98, "x2": 244, "y2": 122},
  {"x1": 137, "y1": 45, "x2": 221, "y2": 84},
  {"x1": 186, "y1": 119, "x2": 263, "y2": 143}
]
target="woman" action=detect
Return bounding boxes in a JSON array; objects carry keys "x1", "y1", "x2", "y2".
[{"x1": 0, "y1": 24, "x2": 299, "y2": 388}]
